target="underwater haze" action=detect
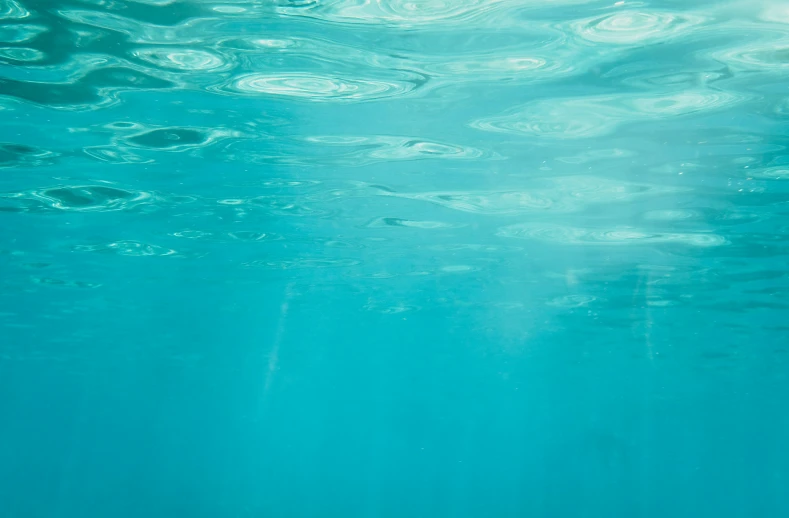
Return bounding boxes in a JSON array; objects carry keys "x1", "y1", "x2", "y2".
[{"x1": 1, "y1": 0, "x2": 789, "y2": 516}]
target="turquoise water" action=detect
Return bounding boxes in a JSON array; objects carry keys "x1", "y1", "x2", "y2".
[{"x1": 2, "y1": 0, "x2": 789, "y2": 516}]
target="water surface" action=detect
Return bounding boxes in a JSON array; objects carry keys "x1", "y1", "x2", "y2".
[{"x1": 1, "y1": 0, "x2": 788, "y2": 516}]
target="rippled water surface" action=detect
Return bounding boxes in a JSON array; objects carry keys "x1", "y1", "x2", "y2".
[{"x1": 2, "y1": 0, "x2": 789, "y2": 516}]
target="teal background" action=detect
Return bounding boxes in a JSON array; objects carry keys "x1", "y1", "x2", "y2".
[{"x1": 1, "y1": 1, "x2": 788, "y2": 516}]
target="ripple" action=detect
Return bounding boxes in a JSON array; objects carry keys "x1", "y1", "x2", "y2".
[
  {"x1": 429, "y1": 56, "x2": 548, "y2": 75},
  {"x1": 30, "y1": 278, "x2": 100, "y2": 289},
  {"x1": 497, "y1": 224, "x2": 727, "y2": 247},
  {"x1": 245, "y1": 258, "x2": 361, "y2": 269},
  {"x1": 0, "y1": 64, "x2": 176, "y2": 111},
  {"x1": 275, "y1": 0, "x2": 512, "y2": 26},
  {"x1": 752, "y1": 167, "x2": 789, "y2": 179},
  {"x1": 0, "y1": 185, "x2": 155, "y2": 213},
  {"x1": 713, "y1": 39, "x2": 789, "y2": 71},
  {"x1": 471, "y1": 99, "x2": 618, "y2": 139},
  {"x1": 429, "y1": 243, "x2": 523, "y2": 252},
  {"x1": 228, "y1": 231, "x2": 277, "y2": 241},
  {"x1": 73, "y1": 241, "x2": 178, "y2": 257},
  {"x1": 472, "y1": 90, "x2": 745, "y2": 138},
  {"x1": 0, "y1": 24, "x2": 47, "y2": 43},
  {"x1": 0, "y1": 143, "x2": 57, "y2": 168},
  {"x1": 123, "y1": 127, "x2": 241, "y2": 151},
  {"x1": 350, "y1": 271, "x2": 398, "y2": 279},
  {"x1": 215, "y1": 195, "x2": 329, "y2": 217},
  {"x1": 216, "y1": 31, "x2": 569, "y2": 90},
  {"x1": 131, "y1": 47, "x2": 228, "y2": 71},
  {"x1": 248, "y1": 197, "x2": 330, "y2": 217},
  {"x1": 0, "y1": 47, "x2": 44, "y2": 62},
  {"x1": 440, "y1": 264, "x2": 477, "y2": 273},
  {"x1": 623, "y1": 91, "x2": 741, "y2": 116},
  {"x1": 172, "y1": 230, "x2": 213, "y2": 240},
  {"x1": 83, "y1": 146, "x2": 153, "y2": 164},
  {"x1": 217, "y1": 37, "x2": 297, "y2": 51},
  {"x1": 760, "y1": 4, "x2": 789, "y2": 24},
  {"x1": 569, "y1": 10, "x2": 703, "y2": 45},
  {"x1": 366, "y1": 217, "x2": 462, "y2": 229},
  {"x1": 105, "y1": 121, "x2": 146, "y2": 131},
  {"x1": 602, "y1": 62, "x2": 729, "y2": 89},
  {"x1": 304, "y1": 135, "x2": 485, "y2": 163},
  {"x1": 126, "y1": 128, "x2": 206, "y2": 149},
  {"x1": 642, "y1": 209, "x2": 700, "y2": 221},
  {"x1": 378, "y1": 176, "x2": 677, "y2": 215},
  {"x1": 258, "y1": 179, "x2": 322, "y2": 188},
  {"x1": 547, "y1": 294, "x2": 598, "y2": 308},
  {"x1": 57, "y1": 9, "x2": 211, "y2": 45},
  {"x1": 218, "y1": 73, "x2": 417, "y2": 102},
  {"x1": 212, "y1": 5, "x2": 247, "y2": 14},
  {"x1": 713, "y1": 211, "x2": 762, "y2": 225},
  {"x1": 420, "y1": 52, "x2": 575, "y2": 83},
  {"x1": 364, "y1": 303, "x2": 419, "y2": 314},
  {"x1": 170, "y1": 229, "x2": 283, "y2": 243},
  {"x1": 388, "y1": 190, "x2": 555, "y2": 215},
  {"x1": 0, "y1": 0, "x2": 28, "y2": 20},
  {"x1": 371, "y1": 140, "x2": 475, "y2": 159},
  {"x1": 557, "y1": 148, "x2": 636, "y2": 164}
]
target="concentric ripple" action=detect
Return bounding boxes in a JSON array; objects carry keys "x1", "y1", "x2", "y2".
[
  {"x1": 497, "y1": 224, "x2": 727, "y2": 247},
  {"x1": 131, "y1": 47, "x2": 229, "y2": 71},
  {"x1": 472, "y1": 105, "x2": 615, "y2": 139},
  {"x1": 0, "y1": 185, "x2": 155, "y2": 213},
  {"x1": 569, "y1": 10, "x2": 704, "y2": 45},
  {"x1": 217, "y1": 72, "x2": 417, "y2": 102},
  {"x1": 712, "y1": 38, "x2": 789, "y2": 72}
]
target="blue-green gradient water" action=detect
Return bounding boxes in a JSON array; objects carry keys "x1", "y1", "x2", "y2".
[{"x1": 2, "y1": 0, "x2": 789, "y2": 516}]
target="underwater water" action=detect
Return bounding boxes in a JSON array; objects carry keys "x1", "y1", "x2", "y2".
[{"x1": 1, "y1": 0, "x2": 789, "y2": 516}]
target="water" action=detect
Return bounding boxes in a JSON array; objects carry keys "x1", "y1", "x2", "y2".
[{"x1": 1, "y1": 0, "x2": 788, "y2": 516}]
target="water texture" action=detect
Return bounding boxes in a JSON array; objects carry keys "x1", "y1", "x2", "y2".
[{"x1": 1, "y1": 0, "x2": 788, "y2": 516}]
